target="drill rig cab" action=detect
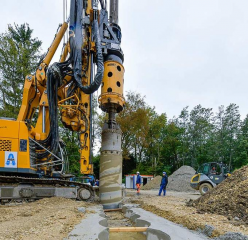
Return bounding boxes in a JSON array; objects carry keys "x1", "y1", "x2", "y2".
[
  {"x1": 190, "y1": 162, "x2": 231, "y2": 195},
  {"x1": 0, "y1": 0, "x2": 125, "y2": 203}
]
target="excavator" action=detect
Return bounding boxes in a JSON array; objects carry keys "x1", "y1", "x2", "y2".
[{"x1": 0, "y1": 0, "x2": 125, "y2": 204}]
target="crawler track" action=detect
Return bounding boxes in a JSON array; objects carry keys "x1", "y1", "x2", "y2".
[{"x1": 0, "y1": 175, "x2": 96, "y2": 203}]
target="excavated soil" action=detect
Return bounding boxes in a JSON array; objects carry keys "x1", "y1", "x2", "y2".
[
  {"x1": 141, "y1": 165, "x2": 196, "y2": 192},
  {"x1": 128, "y1": 190, "x2": 248, "y2": 237},
  {"x1": 194, "y1": 165, "x2": 248, "y2": 224},
  {"x1": 0, "y1": 197, "x2": 94, "y2": 240}
]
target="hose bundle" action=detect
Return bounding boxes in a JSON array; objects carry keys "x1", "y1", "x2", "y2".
[
  {"x1": 34, "y1": 1, "x2": 104, "y2": 160},
  {"x1": 36, "y1": 60, "x2": 71, "y2": 160},
  {"x1": 69, "y1": 0, "x2": 104, "y2": 94}
]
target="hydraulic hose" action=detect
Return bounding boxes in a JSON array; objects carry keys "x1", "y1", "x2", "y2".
[
  {"x1": 72, "y1": 19, "x2": 104, "y2": 95},
  {"x1": 70, "y1": 0, "x2": 103, "y2": 95},
  {"x1": 37, "y1": 1, "x2": 104, "y2": 160}
]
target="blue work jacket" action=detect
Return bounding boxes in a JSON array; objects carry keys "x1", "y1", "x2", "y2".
[
  {"x1": 161, "y1": 175, "x2": 168, "y2": 186},
  {"x1": 136, "y1": 175, "x2": 141, "y2": 184}
]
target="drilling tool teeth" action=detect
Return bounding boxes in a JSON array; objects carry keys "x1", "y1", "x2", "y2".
[{"x1": 99, "y1": 126, "x2": 123, "y2": 209}]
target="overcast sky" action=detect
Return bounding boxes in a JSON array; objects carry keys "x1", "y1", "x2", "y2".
[{"x1": 0, "y1": 0, "x2": 248, "y2": 119}]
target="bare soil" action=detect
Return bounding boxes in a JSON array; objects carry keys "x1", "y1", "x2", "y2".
[
  {"x1": 126, "y1": 189, "x2": 248, "y2": 237},
  {"x1": 1, "y1": 187, "x2": 247, "y2": 239},
  {"x1": 0, "y1": 197, "x2": 94, "y2": 240}
]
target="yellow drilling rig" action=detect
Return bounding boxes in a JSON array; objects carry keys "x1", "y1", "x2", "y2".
[{"x1": 0, "y1": 0, "x2": 125, "y2": 204}]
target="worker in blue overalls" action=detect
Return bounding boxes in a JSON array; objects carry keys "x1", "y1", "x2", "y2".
[{"x1": 158, "y1": 172, "x2": 168, "y2": 196}]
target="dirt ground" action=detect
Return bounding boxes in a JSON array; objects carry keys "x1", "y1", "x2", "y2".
[
  {"x1": 0, "y1": 197, "x2": 94, "y2": 240},
  {"x1": 126, "y1": 189, "x2": 248, "y2": 237},
  {"x1": 0, "y1": 190, "x2": 247, "y2": 239}
]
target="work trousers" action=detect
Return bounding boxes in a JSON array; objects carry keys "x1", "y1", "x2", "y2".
[
  {"x1": 159, "y1": 184, "x2": 166, "y2": 196},
  {"x1": 136, "y1": 183, "x2": 140, "y2": 193}
]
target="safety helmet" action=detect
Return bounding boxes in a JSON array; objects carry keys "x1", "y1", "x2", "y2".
[
  {"x1": 163, "y1": 172, "x2": 166, "y2": 174},
  {"x1": 137, "y1": 171, "x2": 140, "y2": 174}
]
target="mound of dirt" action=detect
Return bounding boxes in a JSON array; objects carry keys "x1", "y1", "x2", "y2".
[
  {"x1": 194, "y1": 165, "x2": 248, "y2": 223},
  {"x1": 141, "y1": 165, "x2": 196, "y2": 192},
  {"x1": 141, "y1": 175, "x2": 162, "y2": 190},
  {"x1": 167, "y1": 165, "x2": 196, "y2": 192}
]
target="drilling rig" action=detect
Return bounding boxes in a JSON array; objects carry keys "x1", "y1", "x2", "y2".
[{"x1": 0, "y1": 0, "x2": 125, "y2": 206}]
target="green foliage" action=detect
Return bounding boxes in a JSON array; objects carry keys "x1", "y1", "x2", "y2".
[
  {"x1": 60, "y1": 129, "x2": 81, "y2": 175},
  {"x1": 99, "y1": 92, "x2": 247, "y2": 175},
  {"x1": 93, "y1": 155, "x2": 100, "y2": 179},
  {"x1": 0, "y1": 23, "x2": 42, "y2": 118}
]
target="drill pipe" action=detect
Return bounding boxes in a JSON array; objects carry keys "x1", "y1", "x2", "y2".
[{"x1": 110, "y1": 0, "x2": 119, "y2": 24}]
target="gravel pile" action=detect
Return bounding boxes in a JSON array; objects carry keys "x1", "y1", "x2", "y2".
[
  {"x1": 141, "y1": 176, "x2": 162, "y2": 190},
  {"x1": 194, "y1": 165, "x2": 248, "y2": 223},
  {"x1": 141, "y1": 165, "x2": 196, "y2": 192},
  {"x1": 214, "y1": 232, "x2": 248, "y2": 240},
  {"x1": 167, "y1": 165, "x2": 196, "y2": 192}
]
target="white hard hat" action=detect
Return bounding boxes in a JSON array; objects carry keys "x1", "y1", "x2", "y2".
[{"x1": 137, "y1": 171, "x2": 140, "y2": 174}]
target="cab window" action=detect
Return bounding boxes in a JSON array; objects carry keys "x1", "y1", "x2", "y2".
[
  {"x1": 197, "y1": 164, "x2": 210, "y2": 175},
  {"x1": 210, "y1": 163, "x2": 221, "y2": 175},
  {"x1": 203, "y1": 164, "x2": 210, "y2": 175}
]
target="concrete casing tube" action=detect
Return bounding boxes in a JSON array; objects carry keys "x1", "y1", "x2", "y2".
[{"x1": 99, "y1": 128, "x2": 122, "y2": 209}]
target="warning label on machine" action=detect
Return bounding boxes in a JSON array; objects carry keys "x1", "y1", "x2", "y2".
[{"x1": 4, "y1": 151, "x2": 18, "y2": 168}]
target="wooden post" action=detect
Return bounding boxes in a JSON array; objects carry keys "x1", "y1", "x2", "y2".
[
  {"x1": 109, "y1": 227, "x2": 148, "y2": 232},
  {"x1": 104, "y1": 208, "x2": 122, "y2": 212}
]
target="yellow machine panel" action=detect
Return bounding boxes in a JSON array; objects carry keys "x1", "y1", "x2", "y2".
[
  {"x1": 0, "y1": 119, "x2": 30, "y2": 172},
  {"x1": 0, "y1": 119, "x2": 20, "y2": 170},
  {"x1": 0, "y1": 119, "x2": 19, "y2": 139}
]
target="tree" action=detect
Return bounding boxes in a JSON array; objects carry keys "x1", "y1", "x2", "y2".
[
  {"x1": 114, "y1": 91, "x2": 168, "y2": 174},
  {"x1": 146, "y1": 112, "x2": 167, "y2": 174},
  {"x1": 60, "y1": 129, "x2": 81, "y2": 175},
  {"x1": 0, "y1": 23, "x2": 42, "y2": 118},
  {"x1": 116, "y1": 91, "x2": 149, "y2": 161},
  {"x1": 233, "y1": 115, "x2": 248, "y2": 169},
  {"x1": 174, "y1": 107, "x2": 190, "y2": 165},
  {"x1": 160, "y1": 121, "x2": 182, "y2": 171},
  {"x1": 223, "y1": 104, "x2": 240, "y2": 168},
  {"x1": 187, "y1": 105, "x2": 214, "y2": 167},
  {"x1": 213, "y1": 104, "x2": 240, "y2": 168}
]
